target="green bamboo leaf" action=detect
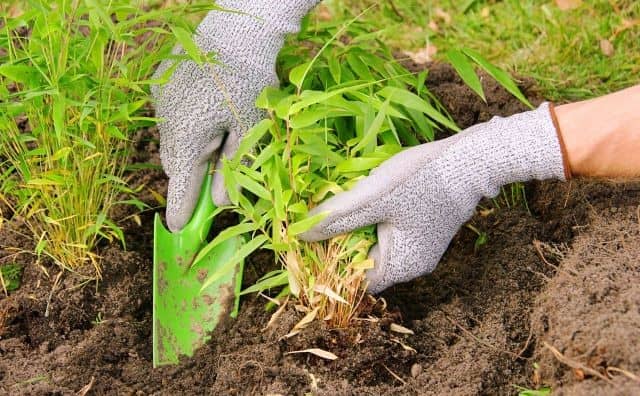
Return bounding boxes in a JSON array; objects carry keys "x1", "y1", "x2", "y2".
[
  {"x1": 446, "y1": 50, "x2": 485, "y2": 101},
  {"x1": 328, "y1": 54, "x2": 341, "y2": 84},
  {"x1": 378, "y1": 87, "x2": 459, "y2": 131},
  {"x1": 0, "y1": 64, "x2": 38, "y2": 84},
  {"x1": 235, "y1": 173, "x2": 270, "y2": 201},
  {"x1": 352, "y1": 98, "x2": 390, "y2": 153},
  {"x1": 462, "y1": 48, "x2": 533, "y2": 109},
  {"x1": 232, "y1": 119, "x2": 273, "y2": 164},
  {"x1": 199, "y1": 235, "x2": 268, "y2": 292},
  {"x1": 288, "y1": 212, "x2": 327, "y2": 236},
  {"x1": 170, "y1": 26, "x2": 203, "y2": 64},
  {"x1": 52, "y1": 97, "x2": 66, "y2": 141},
  {"x1": 290, "y1": 107, "x2": 352, "y2": 129},
  {"x1": 347, "y1": 53, "x2": 373, "y2": 80},
  {"x1": 289, "y1": 81, "x2": 377, "y2": 115},
  {"x1": 256, "y1": 87, "x2": 289, "y2": 109},
  {"x1": 240, "y1": 270, "x2": 289, "y2": 295},
  {"x1": 193, "y1": 222, "x2": 258, "y2": 265},
  {"x1": 289, "y1": 61, "x2": 312, "y2": 89},
  {"x1": 336, "y1": 157, "x2": 386, "y2": 173}
]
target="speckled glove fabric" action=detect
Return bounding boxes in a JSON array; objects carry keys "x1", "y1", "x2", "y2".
[
  {"x1": 301, "y1": 103, "x2": 570, "y2": 294},
  {"x1": 152, "y1": 0, "x2": 320, "y2": 231}
]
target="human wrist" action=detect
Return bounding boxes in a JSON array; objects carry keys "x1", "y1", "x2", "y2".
[{"x1": 554, "y1": 85, "x2": 640, "y2": 178}]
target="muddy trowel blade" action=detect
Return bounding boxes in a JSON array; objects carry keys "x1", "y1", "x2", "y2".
[{"x1": 152, "y1": 172, "x2": 244, "y2": 367}]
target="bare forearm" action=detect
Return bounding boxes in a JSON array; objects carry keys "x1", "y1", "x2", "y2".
[{"x1": 555, "y1": 85, "x2": 640, "y2": 178}]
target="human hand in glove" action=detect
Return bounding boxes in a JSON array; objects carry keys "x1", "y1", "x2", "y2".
[
  {"x1": 301, "y1": 103, "x2": 571, "y2": 294},
  {"x1": 152, "y1": 0, "x2": 319, "y2": 232}
]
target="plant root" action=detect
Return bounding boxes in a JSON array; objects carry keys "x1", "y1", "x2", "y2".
[{"x1": 542, "y1": 341, "x2": 614, "y2": 386}]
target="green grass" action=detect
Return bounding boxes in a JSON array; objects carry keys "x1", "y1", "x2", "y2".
[{"x1": 326, "y1": 0, "x2": 640, "y2": 101}]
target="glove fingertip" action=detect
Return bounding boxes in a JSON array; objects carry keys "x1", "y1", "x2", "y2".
[
  {"x1": 166, "y1": 211, "x2": 189, "y2": 233},
  {"x1": 211, "y1": 172, "x2": 232, "y2": 207},
  {"x1": 365, "y1": 243, "x2": 388, "y2": 294}
]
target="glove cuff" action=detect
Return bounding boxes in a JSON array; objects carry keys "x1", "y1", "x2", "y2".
[
  {"x1": 440, "y1": 102, "x2": 568, "y2": 205},
  {"x1": 548, "y1": 103, "x2": 573, "y2": 180}
]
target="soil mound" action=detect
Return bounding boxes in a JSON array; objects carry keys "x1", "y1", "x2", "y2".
[{"x1": 532, "y1": 209, "x2": 640, "y2": 395}]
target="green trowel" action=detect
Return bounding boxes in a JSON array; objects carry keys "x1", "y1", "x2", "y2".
[{"x1": 153, "y1": 169, "x2": 244, "y2": 367}]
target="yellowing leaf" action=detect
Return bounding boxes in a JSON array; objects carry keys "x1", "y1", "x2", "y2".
[
  {"x1": 314, "y1": 284, "x2": 349, "y2": 305},
  {"x1": 293, "y1": 307, "x2": 319, "y2": 332},
  {"x1": 352, "y1": 258, "x2": 375, "y2": 270}
]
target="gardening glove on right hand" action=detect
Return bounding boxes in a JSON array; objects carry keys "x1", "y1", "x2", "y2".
[
  {"x1": 152, "y1": 0, "x2": 320, "y2": 232},
  {"x1": 301, "y1": 103, "x2": 571, "y2": 294}
]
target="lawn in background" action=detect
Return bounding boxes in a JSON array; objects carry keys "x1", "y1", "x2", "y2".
[{"x1": 325, "y1": 0, "x2": 640, "y2": 101}]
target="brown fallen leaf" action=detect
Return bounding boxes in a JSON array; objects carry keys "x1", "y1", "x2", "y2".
[
  {"x1": 316, "y1": 5, "x2": 332, "y2": 22},
  {"x1": 428, "y1": 20, "x2": 439, "y2": 33},
  {"x1": 404, "y1": 44, "x2": 438, "y2": 65},
  {"x1": 555, "y1": 0, "x2": 582, "y2": 10},
  {"x1": 481, "y1": 7, "x2": 491, "y2": 18},
  {"x1": 599, "y1": 39, "x2": 614, "y2": 57},
  {"x1": 435, "y1": 8, "x2": 452, "y2": 24}
]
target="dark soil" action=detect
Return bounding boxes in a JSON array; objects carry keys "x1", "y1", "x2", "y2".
[{"x1": 1, "y1": 63, "x2": 639, "y2": 395}]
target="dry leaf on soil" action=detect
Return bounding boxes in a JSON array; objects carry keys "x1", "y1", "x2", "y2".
[
  {"x1": 262, "y1": 296, "x2": 289, "y2": 331},
  {"x1": 390, "y1": 323, "x2": 415, "y2": 335},
  {"x1": 391, "y1": 337, "x2": 417, "y2": 353},
  {"x1": 599, "y1": 39, "x2": 614, "y2": 57},
  {"x1": 316, "y1": 5, "x2": 332, "y2": 21},
  {"x1": 404, "y1": 44, "x2": 438, "y2": 65},
  {"x1": 285, "y1": 348, "x2": 338, "y2": 360},
  {"x1": 435, "y1": 8, "x2": 452, "y2": 24},
  {"x1": 555, "y1": 0, "x2": 582, "y2": 10},
  {"x1": 283, "y1": 306, "x2": 318, "y2": 338}
]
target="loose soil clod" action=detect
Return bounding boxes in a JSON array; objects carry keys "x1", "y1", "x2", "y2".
[{"x1": 1, "y1": 63, "x2": 639, "y2": 395}]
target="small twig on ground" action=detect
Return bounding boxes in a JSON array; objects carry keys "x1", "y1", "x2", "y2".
[
  {"x1": 542, "y1": 342, "x2": 614, "y2": 385},
  {"x1": 606, "y1": 366, "x2": 640, "y2": 383},
  {"x1": 76, "y1": 376, "x2": 94, "y2": 396},
  {"x1": 45, "y1": 271, "x2": 63, "y2": 318},
  {"x1": 239, "y1": 360, "x2": 265, "y2": 382},
  {"x1": 382, "y1": 363, "x2": 406, "y2": 385},
  {"x1": 516, "y1": 325, "x2": 534, "y2": 360},
  {"x1": 533, "y1": 240, "x2": 578, "y2": 277}
]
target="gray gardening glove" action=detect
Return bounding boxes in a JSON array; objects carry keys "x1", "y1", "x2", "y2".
[
  {"x1": 301, "y1": 103, "x2": 571, "y2": 294},
  {"x1": 152, "y1": 0, "x2": 320, "y2": 231}
]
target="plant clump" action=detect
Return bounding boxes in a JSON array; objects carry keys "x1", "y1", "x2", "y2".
[
  {"x1": 204, "y1": 16, "x2": 459, "y2": 327},
  {"x1": 0, "y1": 0, "x2": 217, "y2": 276}
]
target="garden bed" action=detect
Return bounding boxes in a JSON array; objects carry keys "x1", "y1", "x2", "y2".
[{"x1": 1, "y1": 63, "x2": 639, "y2": 395}]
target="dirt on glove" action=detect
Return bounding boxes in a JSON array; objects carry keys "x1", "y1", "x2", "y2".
[{"x1": 1, "y1": 63, "x2": 639, "y2": 395}]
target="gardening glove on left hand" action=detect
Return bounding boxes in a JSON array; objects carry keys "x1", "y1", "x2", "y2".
[
  {"x1": 152, "y1": 0, "x2": 320, "y2": 232},
  {"x1": 300, "y1": 103, "x2": 571, "y2": 294}
]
